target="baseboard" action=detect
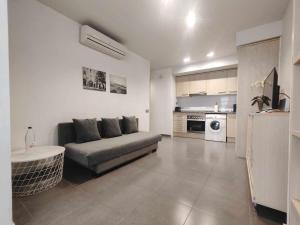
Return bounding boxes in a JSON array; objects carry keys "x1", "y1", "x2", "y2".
[{"x1": 255, "y1": 204, "x2": 286, "y2": 224}]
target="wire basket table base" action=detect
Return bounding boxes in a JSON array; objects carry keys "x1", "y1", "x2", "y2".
[{"x1": 12, "y1": 152, "x2": 64, "y2": 197}]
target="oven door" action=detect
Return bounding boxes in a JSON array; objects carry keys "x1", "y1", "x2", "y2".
[{"x1": 187, "y1": 120, "x2": 205, "y2": 133}]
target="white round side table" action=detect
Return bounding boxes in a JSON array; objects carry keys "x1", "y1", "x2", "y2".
[{"x1": 11, "y1": 146, "x2": 65, "y2": 197}]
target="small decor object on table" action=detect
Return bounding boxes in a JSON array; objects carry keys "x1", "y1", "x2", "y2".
[
  {"x1": 25, "y1": 127, "x2": 35, "y2": 150},
  {"x1": 251, "y1": 95, "x2": 271, "y2": 112},
  {"x1": 82, "y1": 66, "x2": 106, "y2": 91},
  {"x1": 11, "y1": 146, "x2": 65, "y2": 197},
  {"x1": 110, "y1": 74, "x2": 127, "y2": 94}
]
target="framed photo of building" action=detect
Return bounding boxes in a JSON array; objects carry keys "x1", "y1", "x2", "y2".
[
  {"x1": 110, "y1": 75, "x2": 127, "y2": 94},
  {"x1": 82, "y1": 67, "x2": 106, "y2": 91}
]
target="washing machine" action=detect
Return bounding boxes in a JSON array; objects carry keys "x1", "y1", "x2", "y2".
[{"x1": 205, "y1": 114, "x2": 227, "y2": 142}]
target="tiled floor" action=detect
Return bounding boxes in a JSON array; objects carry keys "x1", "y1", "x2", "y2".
[{"x1": 13, "y1": 137, "x2": 280, "y2": 225}]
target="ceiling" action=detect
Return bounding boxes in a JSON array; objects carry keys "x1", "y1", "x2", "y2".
[{"x1": 38, "y1": 0, "x2": 289, "y2": 70}]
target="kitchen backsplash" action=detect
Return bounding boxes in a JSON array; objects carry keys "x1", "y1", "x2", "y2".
[{"x1": 176, "y1": 95, "x2": 237, "y2": 110}]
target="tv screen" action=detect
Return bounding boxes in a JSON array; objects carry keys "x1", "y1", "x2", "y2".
[{"x1": 263, "y1": 68, "x2": 279, "y2": 109}]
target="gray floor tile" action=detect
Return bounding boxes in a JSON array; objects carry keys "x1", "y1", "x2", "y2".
[
  {"x1": 51, "y1": 200, "x2": 124, "y2": 225},
  {"x1": 13, "y1": 199, "x2": 33, "y2": 225},
  {"x1": 13, "y1": 137, "x2": 279, "y2": 225},
  {"x1": 155, "y1": 176, "x2": 205, "y2": 207},
  {"x1": 20, "y1": 186, "x2": 94, "y2": 225},
  {"x1": 92, "y1": 181, "x2": 154, "y2": 217},
  {"x1": 119, "y1": 191, "x2": 192, "y2": 225},
  {"x1": 193, "y1": 186, "x2": 251, "y2": 222},
  {"x1": 184, "y1": 208, "x2": 246, "y2": 225}
]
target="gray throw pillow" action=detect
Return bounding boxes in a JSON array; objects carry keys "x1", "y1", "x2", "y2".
[
  {"x1": 101, "y1": 118, "x2": 122, "y2": 138},
  {"x1": 123, "y1": 116, "x2": 138, "y2": 134},
  {"x1": 73, "y1": 118, "x2": 101, "y2": 143}
]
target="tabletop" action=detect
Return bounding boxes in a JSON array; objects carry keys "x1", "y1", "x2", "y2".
[{"x1": 11, "y1": 146, "x2": 65, "y2": 163}]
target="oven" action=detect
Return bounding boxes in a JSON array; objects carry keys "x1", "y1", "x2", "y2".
[{"x1": 187, "y1": 115, "x2": 205, "y2": 133}]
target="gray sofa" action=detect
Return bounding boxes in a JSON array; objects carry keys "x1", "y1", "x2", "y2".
[{"x1": 58, "y1": 119, "x2": 162, "y2": 174}]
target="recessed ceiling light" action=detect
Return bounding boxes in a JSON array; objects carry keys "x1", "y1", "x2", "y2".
[
  {"x1": 185, "y1": 11, "x2": 196, "y2": 28},
  {"x1": 183, "y1": 57, "x2": 190, "y2": 63},
  {"x1": 207, "y1": 51, "x2": 215, "y2": 58}
]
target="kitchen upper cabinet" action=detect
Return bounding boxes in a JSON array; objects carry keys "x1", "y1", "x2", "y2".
[
  {"x1": 227, "y1": 69, "x2": 238, "y2": 91},
  {"x1": 175, "y1": 68, "x2": 237, "y2": 97},
  {"x1": 189, "y1": 80, "x2": 206, "y2": 94},
  {"x1": 176, "y1": 81, "x2": 189, "y2": 97},
  {"x1": 206, "y1": 78, "x2": 228, "y2": 95},
  {"x1": 227, "y1": 76, "x2": 238, "y2": 94},
  {"x1": 206, "y1": 70, "x2": 228, "y2": 95},
  {"x1": 176, "y1": 76, "x2": 190, "y2": 97}
]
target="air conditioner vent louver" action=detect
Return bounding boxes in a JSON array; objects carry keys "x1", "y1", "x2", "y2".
[{"x1": 80, "y1": 25, "x2": 126, "y2": 59}]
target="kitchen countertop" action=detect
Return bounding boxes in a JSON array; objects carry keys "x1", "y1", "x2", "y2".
[{"x1": 173, "y1": 111, "x2": 236, "y2": 114}]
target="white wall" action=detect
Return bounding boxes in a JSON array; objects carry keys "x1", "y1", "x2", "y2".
[
  {"x1": 150, "y1": 68, "x2": 175, "y2": 135},
  {"x1": 9, "y1": 0, "x2": 150, "y2": 149},
  {"x1": 0, "y1": 0, "x2": 13, "y2": 224},
  {"x1": 279, "y1": 1, "x2": 293, "y2": 97}
]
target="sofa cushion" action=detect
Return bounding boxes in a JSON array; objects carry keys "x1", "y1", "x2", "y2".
[
  {"x1": 64, "y1": 132, "x2": 162, "y2": 167},
  {"x1": 72, "y1": 118, "x2": 101, "y2": 143},
  {"x1": 123, "y1": 116, "x2": 138, "y2": 134},
  {"x1": 101, "y1": 118, "x2": 122, "y2": 138}
]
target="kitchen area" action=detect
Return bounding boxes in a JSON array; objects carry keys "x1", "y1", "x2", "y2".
[{"x1": 173, "y1": 68, "x2": 237, "y2": 142}]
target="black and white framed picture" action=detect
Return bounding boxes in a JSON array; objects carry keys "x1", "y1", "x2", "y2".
[
  {"x1": 82, "y1": 67, "x2": 106, "y2": 91},
  {"x1": 110, "y1": 75, "x2": 127, "y2": 94}
]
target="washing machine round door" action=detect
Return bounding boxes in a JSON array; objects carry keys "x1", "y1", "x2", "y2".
[{"x1": 210, "y1": 120, "x2": 220, "y2": 131}]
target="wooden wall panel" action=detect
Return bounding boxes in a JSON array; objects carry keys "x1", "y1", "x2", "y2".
[{"x1": 236, "y1": 38, "x2": 280, "y2": 158}]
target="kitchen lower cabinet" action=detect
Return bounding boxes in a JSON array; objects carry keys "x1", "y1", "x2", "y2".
[
  {"x1": 227, "y1": 114, "x2": 236, "y2": 141},
  {"x1": 173, "y1": 113, "x2": 187, "y2": 133}
]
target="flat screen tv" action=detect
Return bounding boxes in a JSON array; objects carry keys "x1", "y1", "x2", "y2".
[{"x1": 263, "y1": 68, "x2": 280, "y2": 109}]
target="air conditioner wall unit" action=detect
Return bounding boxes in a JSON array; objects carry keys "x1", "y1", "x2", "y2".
[{"x1": 80, "y1": 25, "x2": 126, "y2": 60}]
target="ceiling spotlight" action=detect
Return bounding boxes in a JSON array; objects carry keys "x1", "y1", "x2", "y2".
[
  {"x1": 185, "y1": 11, "x2": 196, "y2": 28},
  {"x1": 183, "y1": 57, "x2": 191, "y2": 63},
  {"x1": 207, "y1": 51, "x2": 215, "y2": 58}
]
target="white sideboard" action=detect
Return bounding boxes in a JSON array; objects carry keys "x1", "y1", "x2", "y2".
[{"x1": 246, "y1": 112, "x2": 289, "y2": 212}]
